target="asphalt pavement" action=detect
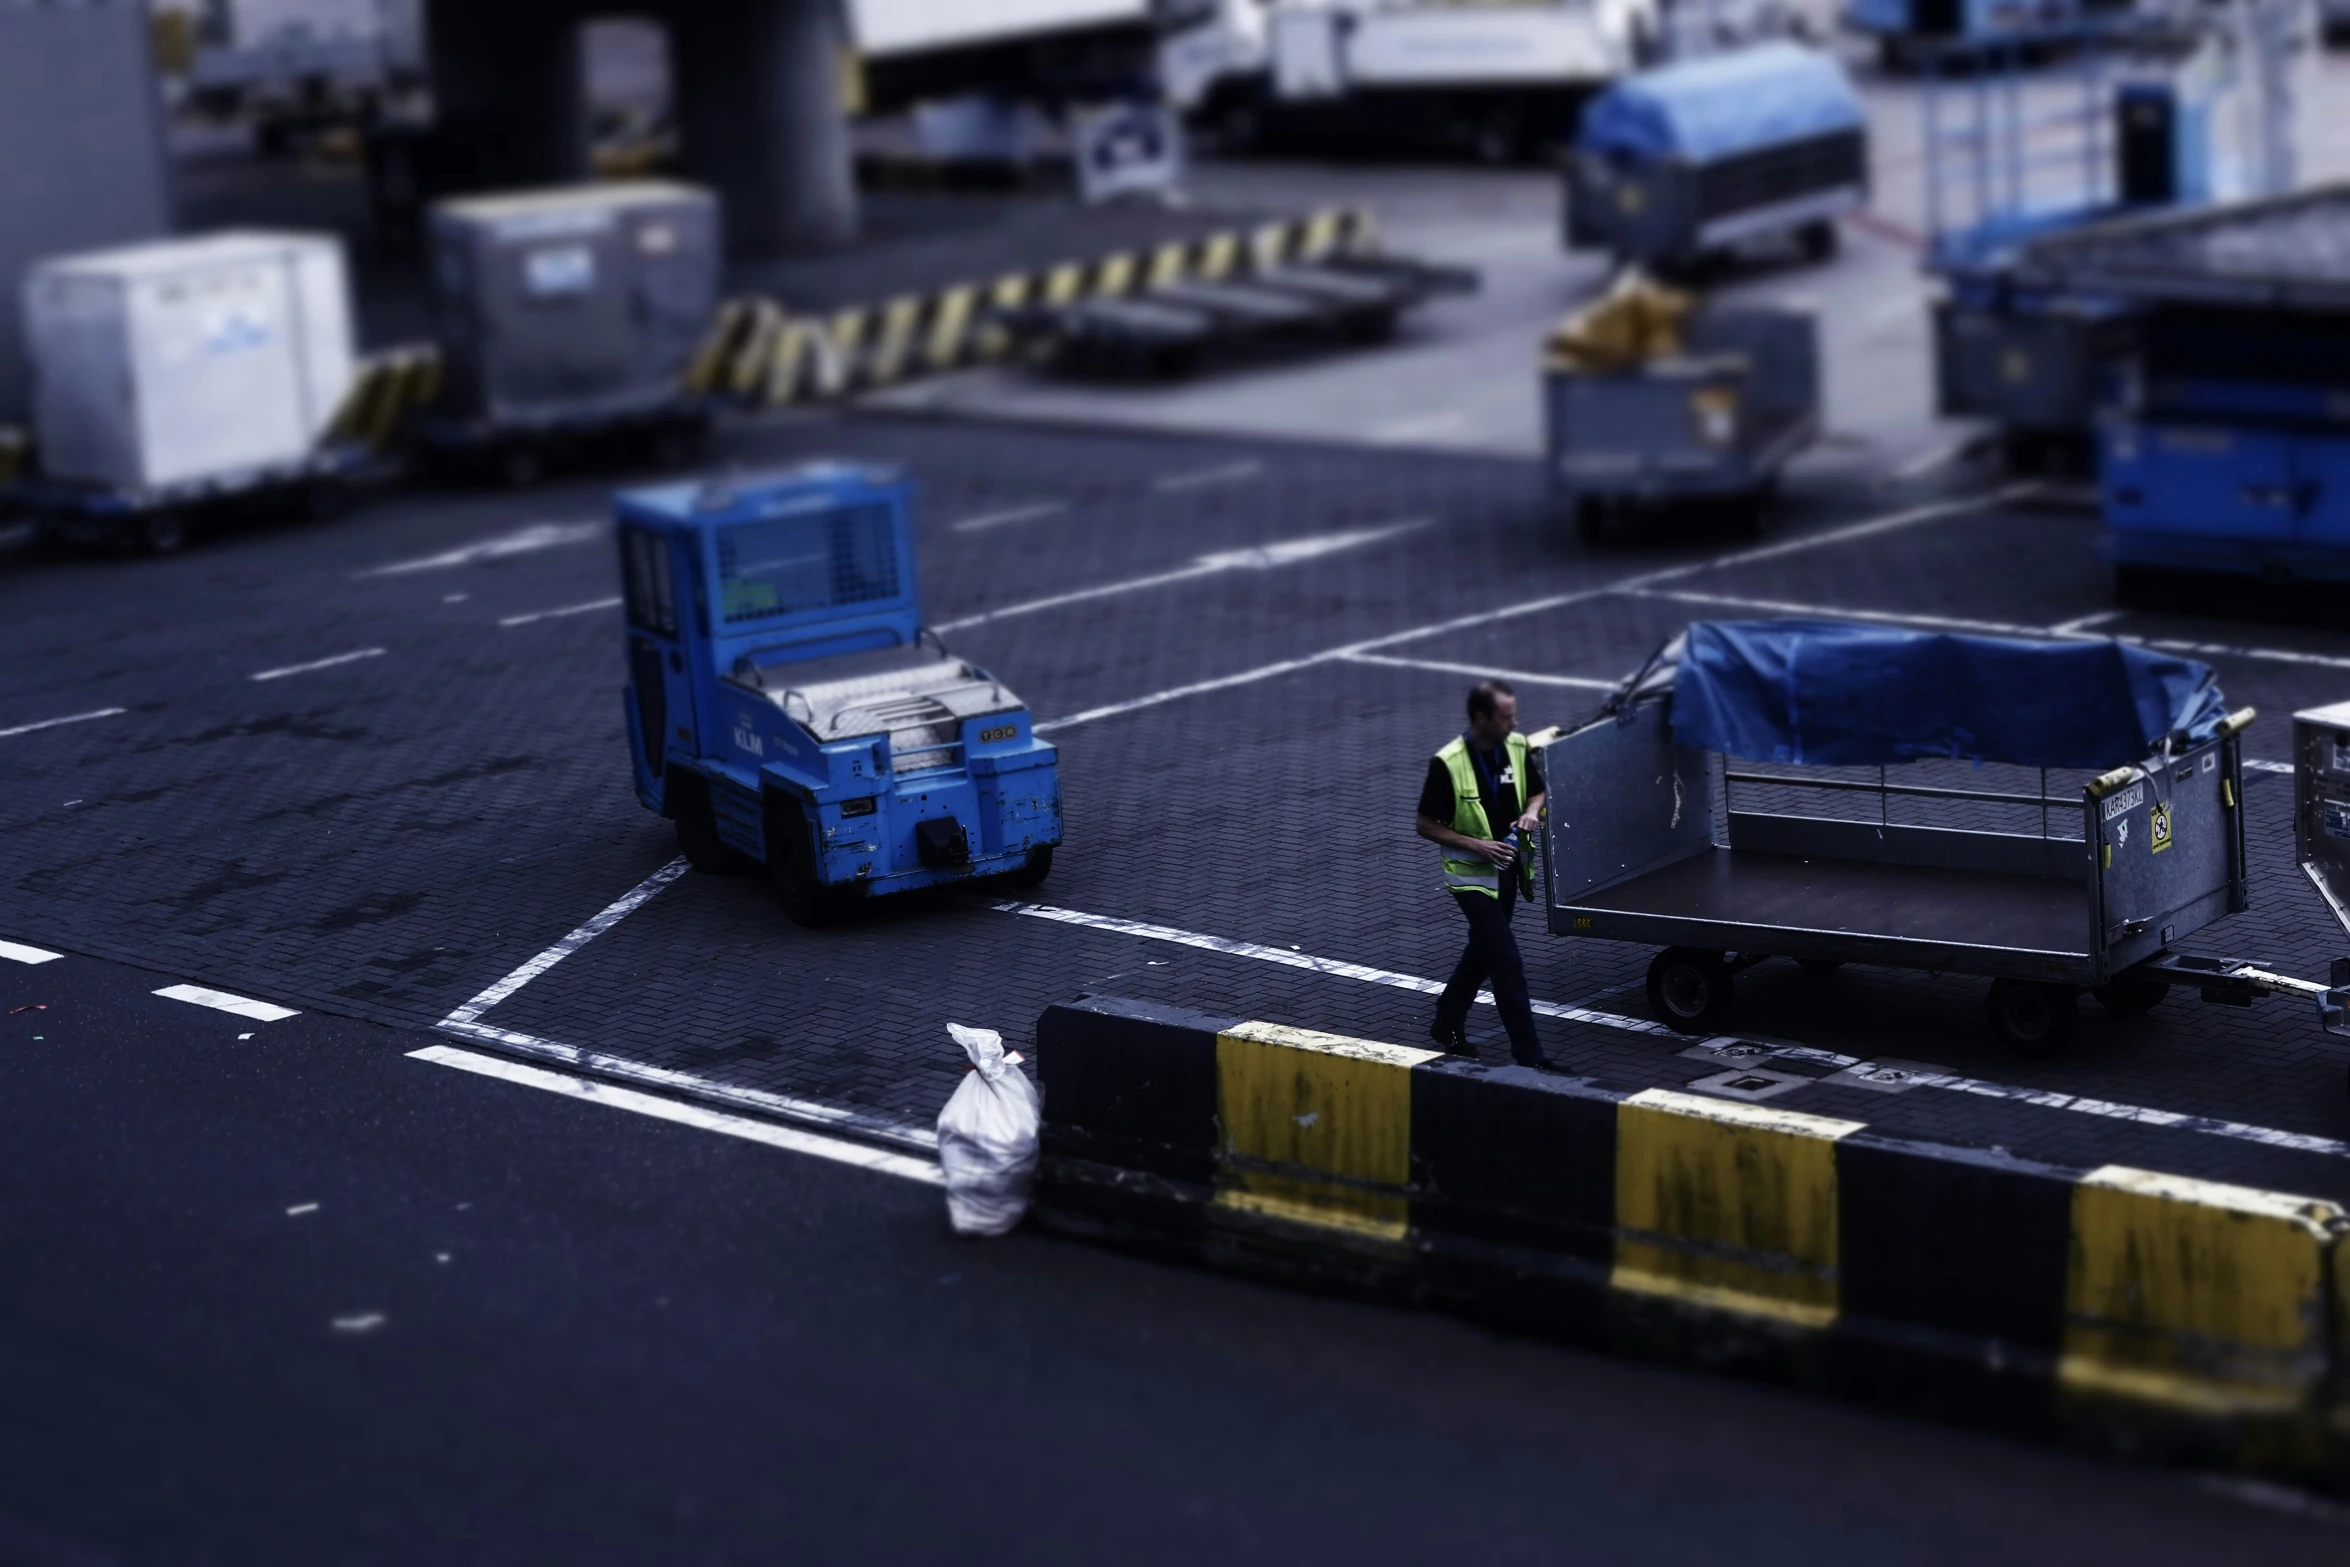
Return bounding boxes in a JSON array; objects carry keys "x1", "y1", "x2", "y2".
[{"x1": 4, "y1": 947, "x2": 2347, "y2": 1564}]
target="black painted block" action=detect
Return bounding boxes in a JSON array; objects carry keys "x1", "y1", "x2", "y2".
[{"x1": 1410, "y1": 1061, "x2": 1619, "y2": 1263}]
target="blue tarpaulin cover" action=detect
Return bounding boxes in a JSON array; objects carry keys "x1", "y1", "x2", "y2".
[
  {"x1": 1578, "y1": 42, "x2": 1864, "y2": 165},
  {"x1": 1666, "y1": 620, "x2": 2229, "y2": 768}
]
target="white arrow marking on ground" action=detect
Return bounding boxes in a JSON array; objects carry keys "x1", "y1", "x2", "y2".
[
  {"x1": 934, "y1": 520, "x2": 1429, "y2": 633},
  {"x1": 357, "y1": 520, "x2": 604, "y2": 577}
]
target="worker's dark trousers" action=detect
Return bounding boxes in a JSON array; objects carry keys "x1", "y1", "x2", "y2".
[{"x1": 1434, "y1": 879, "x2": 1544, "y2": 1065}]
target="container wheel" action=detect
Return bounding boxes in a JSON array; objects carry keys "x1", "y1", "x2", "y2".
[
  {"x1": 499, "y1": 446, "x2": 543, "y2": 488},
  {"x1": 1574, "y1": 497, "x2": 1613, "y2": 547},
  {"x1": 140, "y1": 510, "x2": 189, "y2": 555},
  {"x1": 1007, "y1": 845, "x2": 1054, "y2": 890},
  {"x1": 1647, "y1": 947, "x2": 1735, "y2": 1033},
  {"x1": 2092, "y1": 974, "x2": 2171, "y2": 1018},
  {"x1": 1797, "y1": 219, "x2": 1839, "y2": 263},
  {"x1": 1986, "y1": 979, "x2": 2076, "y2": 1058},
  {"x1": 1797, "y1": 958, "x2": 1844, "y2": 980}
]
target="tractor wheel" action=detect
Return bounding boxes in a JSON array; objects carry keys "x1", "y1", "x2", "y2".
[
  {"x1": 1007, "y1": 845, "x2": 1054, "y2": 890},
  {"x1": 766, "y1": 798, "x2": 845, "y2": 928},
  {"x1": 673, "y1": 783, "x2": 744, "y2": 874}
]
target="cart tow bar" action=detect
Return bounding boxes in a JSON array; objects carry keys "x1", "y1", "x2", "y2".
[{"x1": 2148, "y1": 952, "x2": 2350, "y2": 1035}]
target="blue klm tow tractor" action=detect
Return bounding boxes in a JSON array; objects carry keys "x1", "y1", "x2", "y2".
[{"x1": 616, "y1": 463, "x2": 1063, "y2": 924}]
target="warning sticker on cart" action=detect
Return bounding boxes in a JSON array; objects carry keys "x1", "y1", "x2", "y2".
[
  {"x1": 2101, "y1": 782, "x2": 2144, "y2": 821},
  {"x1": 2150, "y1": 800, "x2": 2174, "y2": 853}
]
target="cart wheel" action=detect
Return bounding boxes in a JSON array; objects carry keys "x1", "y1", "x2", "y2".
[
  {"x1": 499, "y1": 447, "x2": 543, "y2": 488},
  {"x1": 140, "y1": 511, "x2": 189, "y2": 555},
  {"x1": 1797, "y1": 219, "x2": 1839, "y2": 263},
  {"x1": 1985, "y1": 979, "x2": 2077, "y2": 1058},
  {"x1": 673, "y1": 784, "x2": 744, "y2": 875},
  {"x1": 1007, "y1": 845, "x2": 1054, "y2": 890},
  {"x1": 1574, "y1": 497, "x2": 1612, "y2": 547},
  {"x1": 2092, "y1": 974, "x2": 2171, "y2": 1018},
  {"x1": 302, "y1": 478, "x2": 350, "y2": 522},
  {"x1": 649, "y1": 422, "x2": 706, "y2": 470},
  {"x1": 1647, "y1": 947, "x2": 1735, "y2": 1033},
  {"x1": 1798, "y1": 959, "x2": 1844, "y2": 980},
  {"x1": 766, "y1": 798, "x2": 845, "y2": 928}
]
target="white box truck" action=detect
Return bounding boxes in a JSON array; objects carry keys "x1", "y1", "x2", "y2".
[{"x1": 23, "y1": 232, "x2": 355, "y2": 492}]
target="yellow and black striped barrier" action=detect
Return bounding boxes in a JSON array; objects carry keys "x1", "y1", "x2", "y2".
[
  {"x1": 1035, "y1": 994, "x2": 2350, "y2": 1482},
  {"x1": 327, "y1": 344, "x2": 444, "y2": 452},
  {"x1": 0, "y1": 426, "x2": 30, "y2": 486},
  {"x1": 704, "y1": 205, "x2": 1383, "y2": 409}
]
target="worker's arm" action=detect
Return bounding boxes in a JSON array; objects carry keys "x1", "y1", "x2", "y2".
[
  {"x1": 1416, "y1": 812, "x2": 1514, "y2": 866},
  {"x1": 1513, "y1": 790, "x2": 1546, "y2": 836}
]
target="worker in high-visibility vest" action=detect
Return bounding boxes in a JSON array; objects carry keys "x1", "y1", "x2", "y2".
[{"x1": 1414, "y1": 679, "x2": 1556, "y2": 1070}]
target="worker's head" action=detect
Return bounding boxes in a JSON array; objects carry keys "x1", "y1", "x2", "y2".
[{"x1": 1466, "y1": 679, "x2": 1517, "y2": 746}]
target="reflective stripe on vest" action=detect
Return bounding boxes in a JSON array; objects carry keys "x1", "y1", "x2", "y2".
[{"x1": 1435, "y1": 733, "x2": 1532, "y2": 898}]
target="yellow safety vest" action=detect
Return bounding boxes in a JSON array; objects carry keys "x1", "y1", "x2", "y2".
[{"x1": 1435, "y1": 733, "x2": 1534, "y2": 898}]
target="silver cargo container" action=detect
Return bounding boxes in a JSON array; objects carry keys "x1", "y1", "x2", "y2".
[
  {"x1": 428, "y1": 181, "x2": 721, "y2": 425},
  {"x1": 23, "y1": 232, "x2": 355, "y2": 491}
]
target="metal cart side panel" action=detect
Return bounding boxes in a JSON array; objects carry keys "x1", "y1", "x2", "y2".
[
  {"x1": 1540, "y1": 700, "x2": 1714, "y2": 926},
  {"x1": 2090, "y1": 732, "x2": 2245, "y2": 976}
]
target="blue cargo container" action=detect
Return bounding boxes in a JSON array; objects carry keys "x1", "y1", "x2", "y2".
[{"x1": 616, "y1": 463, "x2": 1063, "y2": 923}]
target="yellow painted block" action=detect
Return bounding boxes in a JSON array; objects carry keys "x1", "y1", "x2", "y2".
[
  {"x1": 1197, "y1": 232, "x2": 1239, "y2": 281},
  {"x1": 1612, "y1": 1088, "x2": 1863, "y2": 1329},
  {"x1": 1213, "y1": 1021, "x2": 1435, "y2": 1241},
  {"x1": 1147, "y1": 242, "x2": 1188, "y2": 291},
  {"x1": 2061, "y1": 1167, "x2": 2343, "y2": 1416},
  {"x1": 925, "y1": 287, "x2": 977, "y2": 371},
  {"x1": 1094, "y1": 252, "x2": 1137, "y2": 297},
  {"x1": 1250, "y1": 222, "x2": 1290, "y2": 274},
  {"x1": 1043, "y1": 264, "x2": 1086, "y2": 304}
]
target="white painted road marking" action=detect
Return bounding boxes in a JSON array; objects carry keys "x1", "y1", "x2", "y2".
[
  {"x1": 358, "y1": 520, "x2": 603, "y2": 577},
  {"x1": 1888, "y1": 435, "x2": 1979, "y2": 482},
  {"x1": 411, "y1": 1045, "x2": 943, "y2": 1185},
  {"x1": 250, "y1": 648, "x2": 385, "y2": 682},
  {"x1": 153, "y1": 984, "x2": 300, "y2": 1022},
  {"x1": 951, "y1": 501, "x2": 1069, "y2": 534},
  {"x1": 442, "y1": 858, "x2": 691, "y2": 1030},
  {"x1": 1372, "y1": 409, "x2": 1473, "y2": 444},
  {"x1": 936, "y1": 520, "x2": 1428, "y2": 634},
  {"x1": 988, "y1": 898, "x2": 2350, "y2": 1162},
  {"x1": 1341, "y1": 652, "x2": 1622, "y2": 691},
  {"x1": 1037, "y1": 488, "x2": 2036, "y2": 734},
  {"x1": 0, "y1": 707, "x2": 126, "y2": 740},
  {"x1": 1152, "y1": 458, "x2": 1263, "y2": 492},
  {"x1": 2247, "y1": 759, "x2": 2295, "y2": 775},
  {"x1": 498, "y1": 596, "x2": 622, "y2": 628},
  {"x1": 0, "y1": 940, "x2": 62, "y2": 965}
]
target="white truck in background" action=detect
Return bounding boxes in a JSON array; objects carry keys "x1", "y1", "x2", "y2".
[
  {"x1": 1163, "y1": 0, "x2": 1664, "y2": 162},
  {"x1": 183, "y1": 0, "x2": 426, "y2": 153}
]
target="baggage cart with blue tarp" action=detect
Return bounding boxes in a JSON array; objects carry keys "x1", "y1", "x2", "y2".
[
  {"x1": 2012, "y1": 183, "x2": 2350, "y2": 590},
  {"x1": 1918, "y1": 21, "x2": 2225, "y2": 470},
  {"x1": 1545, "y1": 303, "x2": 1821, "y2": 538},
  {"x1": 1535, "y1": 620, "x2": 2349, "y2": 1060},
  {"x1": 1565, "y1": 43, "x2": 1867, "y2": 274},
  {"x1": 617, "y1": 463, "x2": 1063, "y2": 925}
]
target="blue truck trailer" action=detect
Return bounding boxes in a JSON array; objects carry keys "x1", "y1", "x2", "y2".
[
  {"x1": 2013, "y1": 183, "x2": 2350, "y2": 591},
  {"x1": 1565, "y1": 42, "x2": 1868, "y2": 276},
  {"x1": 616, "y1": 463, "x2": 1063, "y2": 924}
]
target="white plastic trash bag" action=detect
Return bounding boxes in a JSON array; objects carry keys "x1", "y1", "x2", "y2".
[{"x1": 936, "y1": 1022, "x2": 1042, "y2": 1237}]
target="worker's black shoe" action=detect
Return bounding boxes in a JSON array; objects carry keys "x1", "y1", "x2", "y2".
[
  {"x1": 1516, "y1": 1054, "x2": 1563, "y2": 1073},
  {"x1": 1428, "y1": 1022, "x2": 1476, "y2": 1056}
]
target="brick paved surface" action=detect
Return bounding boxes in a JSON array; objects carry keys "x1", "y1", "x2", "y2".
[{"x1": 4, "y1": 409, "x2": 2347, "y2": 1202}]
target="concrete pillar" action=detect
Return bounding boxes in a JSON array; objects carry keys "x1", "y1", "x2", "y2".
[
  {"x1": 672, "y1": 0, "x2": 858, "y2": 255},
  {"x1": 0, "y1": 0, "x2": 174, "y2": 419},
  {"x1": 426, "y1": 0, "x2": 590, "y2": 190}
]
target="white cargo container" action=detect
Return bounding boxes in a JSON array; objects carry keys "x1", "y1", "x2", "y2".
[{"x1": 23, "y1": 232, "x2": 355, "y2": 492}]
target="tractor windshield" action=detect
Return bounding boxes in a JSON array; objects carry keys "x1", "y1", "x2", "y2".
[{"x1": 714, "y1": 501, "x2": 903, "y2": 627}]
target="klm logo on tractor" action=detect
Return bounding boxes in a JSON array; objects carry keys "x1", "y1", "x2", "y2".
[{"x1": 732, "y1": 720, "x2": 764, "y2": 757}]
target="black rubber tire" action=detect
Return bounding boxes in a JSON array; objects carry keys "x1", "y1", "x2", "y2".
[
  {"x1": 499, "y1": 446, "x2": 543, "y2": 489},
  {"x1": 672, "y1": 784, "x2": 743, "y2": 874},
  {"x1": 1986, "y1": 979, "x2": 2077, "y2": 1058},
  {"x1": 141, "y1": 510, "x2": 189, "y2": 555},
  {"x1": 766, "y1": 798, "x2": 844, "y2": 928},
  {"x1": 1797, "y1": 218, "x2": 1839, "y2": 263},
  {"x1": 2092, "y1": 974, "x2": 2172, "y2": 1018},
  {"x1": 1798, "y1": 958, "x2": 1844, "y2": 980},
  {"x1": 1007, "y1": 845, "x2": 1054, "y2": 890},
  {"x1": 1646, "y1": 947, "x2": 1735, "y2": 1033},
  {"x1": 1574, "y1": 497, "x2": 1612, "y2": 547}
]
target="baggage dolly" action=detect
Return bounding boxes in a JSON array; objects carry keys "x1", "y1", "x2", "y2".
[
  {"x1": 8, "y1": 441, "x2": 381, "y2": 556},
  {"x1": 1545, "y1": 304, "x2": 1820, "y2": 541},
  {"x1": 1536, "y1": 621, "x2": 2350, "y2": 1065},
  {"x1": 410, "y1": 395, "x2": 714, "y2": 489}
]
